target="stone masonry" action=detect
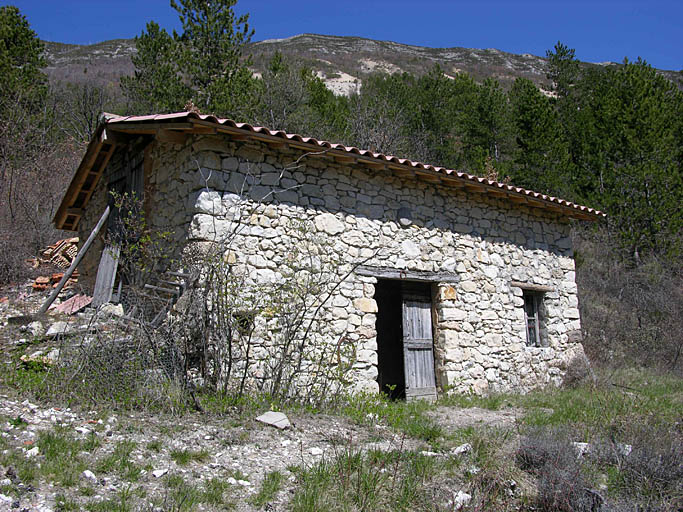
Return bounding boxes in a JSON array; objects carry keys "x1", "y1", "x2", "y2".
[{"x1": 78, "y1": 133, "x2": 587, "y2": 396}]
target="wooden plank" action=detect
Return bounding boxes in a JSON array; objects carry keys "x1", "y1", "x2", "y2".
[
  {"x1": 101, "y1": 128, "x2": 133, "y2": 145},
  {"x1": 441, "y1": 178, "x2": 466, "y2": 188},
  {"x1": 356, "y1": 265, "x2": 459, "y2": 284},
  {"x1": 92, "y1": 244, "x2": 120, "y2": 307}
]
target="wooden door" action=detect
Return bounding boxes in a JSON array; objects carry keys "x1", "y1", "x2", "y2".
[{"x1": 402, "y1": 296, "x2": 437, "y2": 401}]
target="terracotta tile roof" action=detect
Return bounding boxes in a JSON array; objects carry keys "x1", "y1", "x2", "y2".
[{"x1": 55, "y1": 111, "x2": 604, "y2": 230}]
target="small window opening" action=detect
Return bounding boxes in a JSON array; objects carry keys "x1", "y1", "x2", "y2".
[
  {"x1": 523, "y1": 291, "x2": 543, "y2": 347},
  {"x1": 233, "y1": 312, "x2": 255, "y2": 337}
]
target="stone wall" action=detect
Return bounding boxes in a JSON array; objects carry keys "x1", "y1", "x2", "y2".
[{"x1": 79, "y1": 133, "x2": 587, "y2": 396}]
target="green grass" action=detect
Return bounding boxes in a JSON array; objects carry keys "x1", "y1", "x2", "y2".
[
  {"x1": 37, "y1": 427, "x2": 88, "y2": 487},
  {"x1": 96, "y1": 440, "x2": 141, "y2": 481},
  {"x1": 170, "y1": 448, "x2": 210, "y2": 466},
  {"x1": 250, "y1": 470, "x2": 284, "y2": 507},
  {"x1": 146, "y1": 439, "x2": 162, "y2": 453},
  {"x1": 341, "y1": 392, "x2": 443, "y2": 443},
  {"x1": 516, "y1": 369, "x2": 683, "y2": 431},
  {"x1": 162, "y1": 474, "x2": 232, "y2": 510},
  {"x1": 290, "y1": 447, "x2": 460, "y2": 512},
  {"x1": 85, "y1": 486, "x2": 135, "y2": 512}
]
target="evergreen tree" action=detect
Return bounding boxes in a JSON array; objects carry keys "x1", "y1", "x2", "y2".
[
  {"x1": 545, "y1": 41, "x2": 580, "y2": 99},
  {"x1": 571, "y1": 59, "x2": 683, "y2": 258},
  {"x1": 121, "y1": 0, "x2": 257, "y2": 118},
  {"x1": 461, "y1": 77, "x2": 512, "y2": 172},
  {"x1": 120, "y1": 21, "x2": 190, "y2": 113},
  {"x1": 0, "y1": 5, "x2": 47, "y2": 111},
  {"x1": 172, "y1": 0, "x2": 257, "y2": 118},
  {"x1": 508, "y1": 77, "x2": 572, "y2": 196}
]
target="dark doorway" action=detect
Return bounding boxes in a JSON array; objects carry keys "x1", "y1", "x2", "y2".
[
  {"x1": 375, "y1": 279, "x2": 436, "y2": 400},
  {"x1": 375, "y1": 279, "x2": 404, "y2": 398}
]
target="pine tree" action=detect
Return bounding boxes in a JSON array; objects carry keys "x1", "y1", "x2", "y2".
[
  {"x1": 121, "y1": 0, "x2": 257, "y2": 118},
  {"x1": 508, "y1": 77, "x2": 572, "y2": 196},
  {"x1": 120, "y1": 21, "x2": 191, "y2": 113},
  {"x1": 0, "y1": 6, "x2": 47, "y2": 111}
]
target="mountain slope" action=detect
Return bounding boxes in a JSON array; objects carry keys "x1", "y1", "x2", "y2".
[{"x1": 42, "y1": 33, "x2": 683, "y2": 94}]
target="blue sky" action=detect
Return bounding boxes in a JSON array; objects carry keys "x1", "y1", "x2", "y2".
[{"x1": 3, "y1": 0, "x2": 682, "y2": 70}]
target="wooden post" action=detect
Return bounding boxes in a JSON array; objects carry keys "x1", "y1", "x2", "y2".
[{"x1": 38, "y1": 206, "x2": 110, "y2": 316}]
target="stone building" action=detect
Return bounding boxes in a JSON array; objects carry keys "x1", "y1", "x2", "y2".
[{"x1": 54, "y1": 112, "x2": 603, "y2": 398}]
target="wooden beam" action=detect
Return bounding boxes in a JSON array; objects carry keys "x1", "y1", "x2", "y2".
[
  {"x1": 415, "y1": 170, "x2": 440, "y2": 182},
  {"x1": 526, "y1": 198, "x2": 547, "y2": 208},
  {"x1": 66, "y1": 208, "x2": 84, "y2": 216},
  {"x1": 155, "y1": 128, "x2": 188, "y2": 145},
  {"x1": 356, "y1": 265, "x2": 460, "y2": 284},
  {"x1": 333, "y1": 154, "x2": 357, "y2": 164},
  {"x1": 80, "y1": 143, "x2": 116, "y2": 210},
  {"x1": 487, "y1": 189, "x2": 507, "y2": 197},
  {"x1": 392, "y1": 168, "x2": 416, "y2": 179},
  {"x1": 107, "y1": 122, "x2": 194, "y2": 133},
  {"x1": 464, "y1": 183, "x2": 484, "y2": 192},
  {"x1": 363, "y1": 159, "x2": 387, "y2": 170},
  {"x1": 264, "y1": 139, "x2": 289, "y2": 149},
  {"x1": 441, "y1": 179, "x2": 465, "y2": 188}
]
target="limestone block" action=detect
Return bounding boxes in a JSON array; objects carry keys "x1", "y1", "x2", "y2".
[
  {"x1": 564, "y1": 308, "x2": 580, "y2": 319},
  {"x1": 260, "y1": 172, "x2": 281, "y2": 186},
  {"x1": 193, "y1": 137, "x2": 229, "y2": 154},
  {"x1": 357, "y1": 349, "x2": 378, "y2": 365},
  {"x1": 222, "y1": 157, "x2": 239, "y2": 171},
  {"x1": 445, "y1": 347, "x2": 464, "y2": 362},
  {"x1": 315, "y1": 213, "x2": 345, "y2": 235},
  {"x1": 460, "y1": 281, "x2": 477, "y2": 293},
  {"x1": 192, "y1": 190, "x2": 224, "y2": 215},
  {"x1": 485, "y1": 333, "x2": 503, "y2": 347},
  {"x1": 480, "y1": 310, "x2": 498, "y2": 321},
  {"x1": 190, "y1": 214, "x2": 232, "y2": 240},
  {"x1": 440, "y1": 308, "x2": 467, "y2": 322},
  {"x1": 197, "y1": 151, "x2": 221, "y2": 170},
  {"x1": 353, "y1": 298, "x2": 378, "y2": 313}
]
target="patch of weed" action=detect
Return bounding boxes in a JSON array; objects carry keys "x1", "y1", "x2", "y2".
[
  {"x1": 341, "y1": 393, "x2": 443, "y2": 442},
  {"x1": 202, "y1": 477, "x2": 232, "y2": 506},
  {"x1": 250, "y1": 470, "x2": 284, "y2": 507},
  {"x1": 170, "y1": 448, "x2": 209, "y2": 466},
  {"x1": 96, "y1": 440, "x2": 141, "y2": 481},
  {"x1": 146, "y1": 439, "x2": 162, "y2": 453},
  {"x1": 38, "y1": 426, "x2": 87, "y2": 487},
  {"x1": 55, "y1": 493, "x2": 80, "y2": 511},
  {"x1": 291, "y1": 446, "x2": 460, "y2": 512}
]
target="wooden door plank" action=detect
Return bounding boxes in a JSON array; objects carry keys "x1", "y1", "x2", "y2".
[
  {"x1": 92, "y1": 244, "x2": 120, "y2": 307},
  {"x1": 402, "y1": 296, "x2": 437, "y2": 401}
]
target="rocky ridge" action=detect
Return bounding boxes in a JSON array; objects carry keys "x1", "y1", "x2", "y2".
[{"x1": 42, "y1": 33, "x2": 683, "y2": 94}]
